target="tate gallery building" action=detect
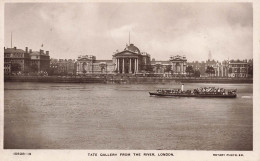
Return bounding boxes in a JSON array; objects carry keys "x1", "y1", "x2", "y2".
[
  {"x1": 75, "y1": 43, "x2": 187, "y2": 75},
  {"x1": 76, "y1": 43, "x2": 151, "y2": 74}
]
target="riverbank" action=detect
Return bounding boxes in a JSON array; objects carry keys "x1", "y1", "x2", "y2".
[{"x1": 4, "y1": 75, "x2": 253, "y2": 84}]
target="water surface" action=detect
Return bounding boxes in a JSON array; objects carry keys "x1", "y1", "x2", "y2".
[{"x1": 4, "y1": 82, "x2": 253, "y2": 150}]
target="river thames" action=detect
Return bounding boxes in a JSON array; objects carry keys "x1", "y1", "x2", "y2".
[{"x1": 4, "y1": 82, "x2": 253, "y2": 150}]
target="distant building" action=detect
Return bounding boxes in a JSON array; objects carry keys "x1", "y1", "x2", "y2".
[
  {"x1": 151, "y1": 60, "x2": 171, "y2": 74},
  {"x1": 228, "y1": 59, "x2": 248, "y2": 78},
  {"x1": 4, "y1": 47, "x2": 31, "y2": 74},
  {"x1": 247, "y1": 59, "x2": 253, "y2": 78},
  {"x1": 4, "y1": 46, "x2": 51, "y2": 75},
  {"x1": 30, "y1": 49, "x2": 50, "y2": 73},
  {"x1": 170, "y1": 55, "x2": 187, "y2": 74},
  {"x1": 50, "y1": 59, "x2": 76, "y2": 75},
  {"x1": 187, "y1": 61, "x2": 205, "y2": 75},
  {"x1": 76, "y1": 55, "x2": 115, "y2": 74},
  {"x1": 4, "y1": 62, "x2": 11, "y2": 75}
]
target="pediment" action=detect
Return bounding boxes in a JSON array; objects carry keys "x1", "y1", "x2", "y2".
[
  {"x1": 78, "y1": 58, "x2": 92, "y2": 62},
  {"x1": 114, "y1": 50, "x2": 140, "y2": 56}
]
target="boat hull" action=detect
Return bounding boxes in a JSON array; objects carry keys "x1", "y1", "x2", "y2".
[{"x1": 149, "y1": 92, "x2": 237, "y2": 98}]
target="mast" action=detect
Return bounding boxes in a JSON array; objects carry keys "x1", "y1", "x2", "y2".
[
  {"x1": 11, "y1": 32, "x2": 12, "y2": 48},
  {"x1": 129, "y1": 32, "x2": 130, "y2": 44}
]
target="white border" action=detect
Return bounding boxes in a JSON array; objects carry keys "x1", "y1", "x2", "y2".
[{"x1": 0, "y1": 0, "x2": 259, "y2": 161}]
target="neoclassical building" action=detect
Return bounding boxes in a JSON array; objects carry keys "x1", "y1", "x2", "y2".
[
  {"x1": 113, "y1": 43, "x2": 150, "y2": 74},
  {"x1": 170, "y1": 55, "x2": 187, "y2": 74},
  {"x1": 76, "y1": 55, "x2": 115, "y2": 74}
]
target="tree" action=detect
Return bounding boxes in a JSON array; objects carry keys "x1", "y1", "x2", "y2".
[
  {"x1": 11, "y1": 63, "x2": 21, "y2": 74},
  {"x1": 47, "y1": 67, "x2": 55, "y2": 76},
  {"x1": 165, "y1": 65, "x2": 172, "y2": 73},
  {"x1": 205, "y1": 66, "x2": 215, "y2": 77},
  {"x1": 248, "y1": 65, "x2": 253, "y2": 77},
  {"x1": 31, "y1": 64, "x2": 38, "y2": 73},
  {"x1": 186, "y1": 65, "x2": 194, "y2": 76},
  {"x1": 145, "y1": 65, "x2": 154, "y2": 73},
  {"x1": 194, "y1": 70, "x2": 201, "y2": 77}
]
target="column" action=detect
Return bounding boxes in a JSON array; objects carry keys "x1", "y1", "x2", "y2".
[
  {"x1": 172, "y1": 62, "x2": 175, "y2": 73},
  {"x1": 134, "y1": 59, "x2": 136, "y2": 73},
  {"x1": 115, "y1": 58, "x2": 117, "y2": 71},
  {"x1": 218, "y1": 66, "x2": 219, "y2": 77},
  {"x1": 118, "y1": 59, "x2": 120, "y2": 72},
  {"x1": 136, "y1": 58, "x2": 138, "y2": 73},
  {"x1": 181, "y1": 63, "x2": 183, "y2": 74},
  {"x1": 122, "y1": 58, "x2": 125, "y2": 73},
  {"x1": 116, "y1": 59, "x2": 118, "y2": 72},
  {"x1": 222, "y1": 66, "x2": 224, "y2": 77},
  {"x1": 129, "y1": 58, "x2": 132, "y2": 73},
  {"x1": 79, "y1": 62, "x2": 82, "y2": 73}
]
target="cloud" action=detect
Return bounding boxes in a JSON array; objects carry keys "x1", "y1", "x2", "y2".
[{"x1": 4, "y1": 3, "x2": 252, "y2": 61}]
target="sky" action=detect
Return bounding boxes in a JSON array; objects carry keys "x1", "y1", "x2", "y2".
[{"x1": 4, "y1": 3, "x2": 253, "y2": 62}]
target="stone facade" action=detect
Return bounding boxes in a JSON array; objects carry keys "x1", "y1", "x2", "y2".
[
  {"x1": 76, "y1": 55, "x2": 115, "y2": 75},
  {"x1": 228, "y1": 59, "x2": 248, "y2": 78},
  {"x1": 30, "y1": 49, "x2": 50, "y2": 73},
  {"x1": 170, "y1": 55, "x2": 187, "y2": 74},
  {"x1": 4, "y1": 47, "x2": 31, "y2": 74},
  {"x1": 4, "y1": 47, "x2": 50, "y2": 74},
  {"x1": 50, "y1": 59, "x2": 76, "y2": 75},
  {"x1": 113, "y1": 44, "x2": 151, "y2": 74},
  {"x1": 151, "y1": 60, "x2": 171, "y2": 74}
]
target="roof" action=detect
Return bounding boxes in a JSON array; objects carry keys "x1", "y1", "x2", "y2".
[
  {"x1": 151, "y1": 61, "x2": 171, "y2": 65},
  {"x1": 229, "y1": 59, "x2": 247, "y2": 64},
  {"x1": 95, "y1": 60, "x2": 113, "y2": 63},
  {"x1": 124, "y1": 44, "x2": 140, "y2": 54},
  {"x1": 30, "y1": 51, "x2": 49, "y2": 56},
  {"x1": 4, "y1": 48, "x2": 25, "y2": 53}
]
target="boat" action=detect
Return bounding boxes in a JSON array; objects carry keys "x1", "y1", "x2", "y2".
[{"x1": 149, "y1": 84, "x2": 237, "y2": 98}]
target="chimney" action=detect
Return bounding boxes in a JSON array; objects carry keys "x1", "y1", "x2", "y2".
[
  {"x1": 46, "y1": 51, "x2": 49, "y2": 56},
  {"x1": 40, "y1": 49, "x2": 44, "y2": 54},
  {"x1": 14, "y1": 46, "x2": 17, "y2": 50},
  {"x1": 25, "y1": 47, "x2": 28, "y2": 53},
  {"x1": 29, "y1": 49, "x2": 32, "y2": 53},
  {"x1": 4, "y1": 47, "x2": 5, "y2": 50}
]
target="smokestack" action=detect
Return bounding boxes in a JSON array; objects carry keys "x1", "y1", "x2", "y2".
[
  {"x1": 29, "y1": 49, "x2": 32, "y2": 53},
  {"x1": 25, "y1": 47, "x2": 28, "y2": 53}
]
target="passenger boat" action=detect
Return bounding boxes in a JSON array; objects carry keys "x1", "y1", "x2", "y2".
[{"x1": 149, "y1": 84, "x2": 237, "y2": 98}]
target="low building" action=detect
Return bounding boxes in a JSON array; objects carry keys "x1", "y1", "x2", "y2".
[
  {"x1": 151, "y1": 60, "x2": 171, "y2": 74},
  {"x1": 228, "y1": 59, "x2": 248, "y2": 78},
  {"x1": 76, "y1": 55, "x2": 115, "y2": 74},
  {"x1": 4, "y1": 47, "x2": 31, "y2": 74},
  {"x1": 4, "y1": 62, "x2": 11, "y2": 75},
  {"x1": 50, "y1": 59, "x2": 76, "y2": 75},
  {"x1": 30, "y1": 49, "x2": 50, "y2": 73}
]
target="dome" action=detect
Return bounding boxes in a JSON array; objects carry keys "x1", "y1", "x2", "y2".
[{"x1": 124, "y1": 44, "x2": 140, "y2": 54}]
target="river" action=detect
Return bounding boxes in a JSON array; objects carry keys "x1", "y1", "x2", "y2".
[{"x1": 4, "y1": 82, "x2": 253, "y2": 150}]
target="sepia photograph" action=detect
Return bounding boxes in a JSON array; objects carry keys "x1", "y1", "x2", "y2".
[{"x1": 1, "y1": 1, "x2": 259, "y2": 160}]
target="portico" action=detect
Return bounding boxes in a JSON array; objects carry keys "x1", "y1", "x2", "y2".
[
  {"x1": 113, "y1": 44, "x2": 144, "y2": 74},
  {"x1": 115, "y1": 55, "x2": 139, "y2": 74}
]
